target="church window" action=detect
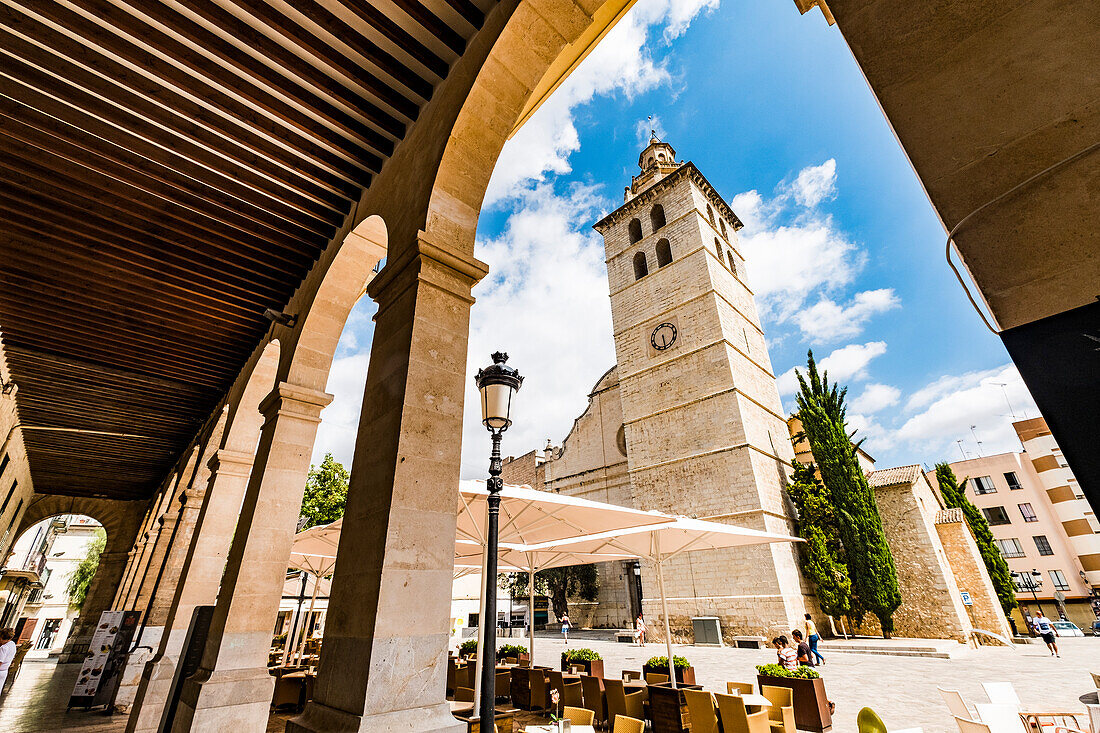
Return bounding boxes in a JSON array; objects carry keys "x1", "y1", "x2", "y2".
[
  {"x1": 727, "y1": 252, "x2": 737, "y2": 276},
  {"x1": 650, "y1": 203, "x2": 666, "y2": 231},
  {"x1": 706, "y1": 205, "x2": 715, "y2": 225},
  {"x1": 633, "y1": 251, "x2": 649, "y2": 280},
  {"x1": 655, "y1": 239, "x2": 672, "y2": 267},
  {"x1": 720, "y1": 219, "x2": 728, "y2": 238},
  {"x1": 628, "y1": 218, "x2": 643, "y2": 244},
  {"x1": 715, "y1": 238, "x2": 723, "y2": 260}
]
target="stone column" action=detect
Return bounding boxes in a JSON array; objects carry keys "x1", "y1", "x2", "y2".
[
  {"x1": 172, "y1": 384, "x2": 332, "y2": 732},
  {"x1": 60, "y1": 549, "x2": 130, "y2": 662},
  {"x1": 288, "y1": 233, "x2": 486, "y2": 733},
  {"x1": 126, "y1": 450, "x2": 254, "y2": 733}
]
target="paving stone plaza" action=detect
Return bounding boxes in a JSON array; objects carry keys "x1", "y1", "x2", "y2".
[{"x1": 1, "y1": 635, "x2": 1095, "y2": 733}]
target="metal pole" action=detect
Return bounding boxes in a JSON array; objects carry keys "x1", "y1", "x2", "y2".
[
  {"x1": 654, "y1": 538, "x2": 676, "y2": 689},
  {"x1": 472, "y1": 541, "x2": 488, "y2": 715},
  {"x1": 528, "y1": 566, "x2": 536, "y2": 666},
  {"x1": 295, "y1": 574, "x2": 322, "y2": 665},
  {"x1": 479, "y1": 429, "x2": 503, "y2": 725},
  {"x1": 282, "y1": 572, "x2": 308, "y2": 666}
]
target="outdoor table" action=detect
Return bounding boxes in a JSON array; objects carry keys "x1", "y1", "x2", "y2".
[
  {"x1": 452, "y1": 704, "x2": 517, "y2": 733},
  {"x1": 739, "y1": 693, "x2": 771, "y2": 710},
  {"x1": 524, "y1": 726, "x2": 596, "y2": 733}
]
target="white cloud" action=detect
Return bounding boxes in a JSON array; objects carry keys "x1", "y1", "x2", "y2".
[
  {"x1": 795, "y1": 288, "x2": 900, "y2": 341},
  {"x1": 461, "y1": 184, "x2": 617, "y2": 478},
  {"x1": 636, "y1": 115, "x2": 667, "y2": 145},
  {"x1": 791, "y1": 159, "x2": 837, "y2": 208},
  {"x1": 312, "y1": 344, "x2": 371, "y2": 466},
  {"x1": 482, "y1": 0, "x2": 716, "y2": 205},
  {"x1": 892, "y1": 364, "x2": 1039, "y2": 461},
  {"x1": 777, "y1": 341, "x2": 887, "y2": 396},
  {"x1": 849, "y1": 383, "x2": 901, "y2": 414}
]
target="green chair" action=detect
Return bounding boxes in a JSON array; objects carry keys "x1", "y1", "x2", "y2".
[{"x1": 857, "y1": 707, "x2": 888, "y2": 733}]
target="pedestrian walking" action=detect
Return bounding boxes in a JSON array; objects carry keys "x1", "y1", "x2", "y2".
[
  {"x1": 0, "y1": 628, "x2": 15, "y2": 695},
  {"x1": 561, "y1": 613, "x2": 570, "y2": 644},
  {"x1": 633, "y1": 614, "x2": 647, "y2": 646},
  {"x1": 1032, "y1": 613, "x2": 1060, "y2": 657},
  {"x1": 805, "y1": 613, "x2": 825, "y2": 665}
]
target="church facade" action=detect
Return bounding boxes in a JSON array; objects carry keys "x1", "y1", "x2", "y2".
[{"x1": 503, "y1": 138, "x2": 815, "y2": 640}]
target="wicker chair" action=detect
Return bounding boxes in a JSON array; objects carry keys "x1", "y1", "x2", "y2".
[
  {"x1": 683, "y1": 689, "x2": 720, "y2": 733},
  {"x1": 454, "y1": 687, "x2": 474, "y2": 703},
  {"x1": 761, "y1": 685, "x2": 797, "y2": 733},
  {"x1": 547, "y1": 670, "x2": 583, "y2": 708},
  {"x1": 613, "y1": 715, "x2": 646, "y2": 733},
  {"x1": 604, "y1": 679, "x2": 645, "y2": 729},
  {"x1": 563, "y1": 706, "x2": 596, "y2": 725},
  {"x1": 716, "y1": 692, "x2": 770, "y2": 733},
  {"x1": 529, "y1": 668, "x2": 550, "y2": 712},
  {"x1": 580, "y1": 674, "x2": 607, "y2": 725},
  {"x1": 645, "y1": 672, "x2": 670, "y2": 685},
  {"x1": 727, "y1": 681, "x2": 754, "y2": 695}
]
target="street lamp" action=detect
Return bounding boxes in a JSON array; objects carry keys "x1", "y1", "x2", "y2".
[
  {"x1": 1012, "y1": 569, "x2": 1044, "y2": 616},
  {"x1": 474, "y1": 352, "x2": 523, "y2": 725}
]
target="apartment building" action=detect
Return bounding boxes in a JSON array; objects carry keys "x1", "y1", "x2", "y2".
[{"x1": 937, "y1": 418, "x2": 1100, "y2": 630}]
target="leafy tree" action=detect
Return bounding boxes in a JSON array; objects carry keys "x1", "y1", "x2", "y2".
[
  {"x1": 501, "y1": 566, "x2": 599, "y2": 622},
  {"x1": 935, "y1": 462, "x2": 1017, "y2": 614},
  {"x1": 795, "y1": 350, "x2": 901, "y2": 636},
  {"x1": 787, "y1": 459, "x2": 852, "y2": 619},
  {"x1": 65, "y1": 528, "x2": 106, "y2": 608},
  {"x1": 299, "y1": 453, "x2": 349, "y2": 529}
]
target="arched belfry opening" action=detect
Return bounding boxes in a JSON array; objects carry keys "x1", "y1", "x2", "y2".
[
  {"x1": 633, "y1": 251, "x2": 649, "y2": 279},
  {"x1": 650, "y1": 203, "x2": 666, "y2": 231},
  {"x1": 628, "y1": 218, "x2": 643, "y2": 244},
  {"x1": 656, "y1": 239, "x2": 672, "y2": 267}
]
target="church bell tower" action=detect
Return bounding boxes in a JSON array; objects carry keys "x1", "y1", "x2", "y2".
[{"x1": 593, "y1": 136, "x2": 811, "y2": 635}]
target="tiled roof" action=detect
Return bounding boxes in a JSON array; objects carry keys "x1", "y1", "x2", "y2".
[{"x1": 868, "y1": 464, "x2": 923, "y2": 488}]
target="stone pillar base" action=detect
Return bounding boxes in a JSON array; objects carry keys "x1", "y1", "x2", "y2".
[
  {"x1": 287, "y1": 701, "x2": 465, "y2": 733},
  {"x1": 172, "y1": 667, "x2": 274, "y2": 733},
  {"x1": 126, "y1": 652, "x2": 179, "y2": 733}
]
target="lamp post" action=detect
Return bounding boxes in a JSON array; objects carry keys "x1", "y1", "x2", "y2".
[
  {"x1": 474, "y1": 352, "x2": 523, "y2": 725},
  {"x1": 1013, "y1": 569, "x2": 1044, "y2": 616}
]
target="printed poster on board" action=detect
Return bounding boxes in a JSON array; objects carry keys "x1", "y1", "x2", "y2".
[{"x1": 71, "y1": 610, "x2": 125, "y2": 698}]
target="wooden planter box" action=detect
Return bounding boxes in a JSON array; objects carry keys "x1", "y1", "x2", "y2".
[
  {"x1": 560, "y1": 655, "x2": 604, "y2": 678},
  {"x1": 646, "y1": 682, "x2": 703, "y2": 733},
  {"x1": 757, "y1": 674, "x2": 833, "y2": 732},
  {"x1": 642, "y1": 664, "x2": 696, "y2": 686},
  {"x1": 498, "y1": 651, "x2": 530, "y2": 666}
]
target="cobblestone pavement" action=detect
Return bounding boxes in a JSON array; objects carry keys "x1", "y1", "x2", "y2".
[
  {"x1": 524, "y1": 633, "x2": 1098, "y2": 733},
  {"x1": 3, "y1": 637, "x2": 1096, "y2": 732}
]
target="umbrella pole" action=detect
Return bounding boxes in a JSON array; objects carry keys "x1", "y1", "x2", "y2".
[
  {"x1": 296, "y1": 574, "x2": 322, "y2": 665},
  {"x1": 472, "y1": 539, "x2": 489, "y2": 716},
  {"x1": 654, "y1": 540, "x2": 676, "y2": 689},
  {"x1": 528, "y1": 567, "x2": 535, "y2": 666}
]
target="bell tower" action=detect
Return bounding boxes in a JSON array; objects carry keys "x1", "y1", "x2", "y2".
[{"x1": 593, "y1": 137, "x2": 810, "y2": 635}]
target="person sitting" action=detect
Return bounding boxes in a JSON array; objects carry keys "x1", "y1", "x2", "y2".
[
  {"x1": 792, "y1": 629, "x2": 814, "y2": 667},
  {"x1": 772, "y1": 636, "x2": 797, "y2": 671}
]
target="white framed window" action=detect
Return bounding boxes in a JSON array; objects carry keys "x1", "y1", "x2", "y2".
[
  {"x1": 995, "y1": 538, "x2": 1025, "y2": 558},
  {"x1": 972, "y1": 476, "x2": 997, "y2": 494}
]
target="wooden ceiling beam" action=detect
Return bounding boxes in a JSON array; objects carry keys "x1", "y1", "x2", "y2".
[
  {"x1": 9, "y1": 347, "x2": 223, "y2": 398},
  {"x1": 331, "y1": 0, "x2": 451, "y2": 77}
]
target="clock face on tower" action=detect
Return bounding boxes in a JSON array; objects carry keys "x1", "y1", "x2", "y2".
[{"x1": 650, "y1": 322, "x2": 678, "y2": 351}]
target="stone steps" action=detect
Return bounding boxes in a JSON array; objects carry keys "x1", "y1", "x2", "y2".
[{"x1": 818, "y1": 646, "x2": 953, "y2": 659}]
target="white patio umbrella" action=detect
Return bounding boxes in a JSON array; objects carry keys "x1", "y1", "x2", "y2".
[
  {"x1": 456, "y1": 480, "x2": 669, "y2": 711},
  {"x1": 522, "y1": 516, "x2": 802, "y2": 687},
  {"x1": 454, "y1": 540, "x2": 638, "y2": 667},
  {"x1": 284, "y1": 520, "x2": 342, "y2": 665}
]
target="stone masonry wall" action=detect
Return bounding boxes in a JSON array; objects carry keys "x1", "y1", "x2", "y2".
[{"x1": 935, "y1": 508, "x2": 1013, "y2": 639}]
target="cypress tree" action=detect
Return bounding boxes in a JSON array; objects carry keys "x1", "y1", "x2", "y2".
[
  {"x1": 787, "y1": 460, "x2": 852, "y2": 619},
  {"x1": 795, "y1": 350, "x2": 901, "y2": 637},
  {"x1": 935, "y1": 462, "x2": 1018, "y2": 614}
]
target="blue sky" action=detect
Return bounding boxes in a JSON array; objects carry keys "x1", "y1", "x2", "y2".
[{"x1": 313, "y1": 0, "x2": 1040, "y2": 477}]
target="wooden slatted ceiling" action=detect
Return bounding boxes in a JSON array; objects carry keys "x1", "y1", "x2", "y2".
[{"x1": 0, "y1": 0, "x2": 494, "y2": 500}]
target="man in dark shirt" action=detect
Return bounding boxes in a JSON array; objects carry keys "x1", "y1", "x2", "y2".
[{"x1": 792, "y1": 629, "x2": 815, "y2": 667}]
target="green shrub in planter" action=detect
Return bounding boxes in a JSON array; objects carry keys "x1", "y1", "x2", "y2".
[
  {"x1": 645, "y1": 655, "x2": 691, "y2": 670},
  {"x1": 563, "y1": 648, "x2": 602, "y2": 662},
  {"x1": 459, "y1": 639, "x2": 479, "y2": 657},
  {"x1": 497, "y1": 644, "x2": 528, "y2": 660},
  {"x1": 755, "y1": 663, "x2": 820, "y2": 679}
]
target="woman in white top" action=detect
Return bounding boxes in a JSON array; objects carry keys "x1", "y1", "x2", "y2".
[{"x1": 0, "y1": 628, "x2": 16, "y2": 695}]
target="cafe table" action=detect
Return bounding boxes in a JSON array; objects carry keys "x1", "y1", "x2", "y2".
[
  {"x1": 739, "y1": 693, "x2": 771, "y2": 710},
  {"x1": 523, "y1": 726, "x2": 596, "y2": 733}
]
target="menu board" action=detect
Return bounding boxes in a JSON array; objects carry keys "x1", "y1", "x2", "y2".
[{"x1": 68, "y1": 610, "x2": 140, "y2": 709}]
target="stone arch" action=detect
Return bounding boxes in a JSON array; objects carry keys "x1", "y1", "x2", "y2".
[
  {"x1": 707, "y1": 204, "x2": 715, "y2": 225},
  {"x1": 650, "y1": 203, "x2": 666, "y2": 231},
  {"x1": 715, "y1": 237, "x2": 723, "y2": 260},
  {"x1": 633, "y1": 251, "x2": 649, "y2": 280},
  {"x1": 284, "y1": 216, "x2": 387, "y2": 393},
  {"x1": 16, "y1": 495, "x2": 146, "y2": 556},
  {"x1": 221, "y1": 340, "x2": 281, "y2": 455},
  {"x1": 655, "y1": 238, "x2": 672, "y2": 267},
  {"x1": 727, "y1": 251, "x2": 738, "y2": 276},
  {"x1": 628, "y1": 218, "x2": 643, "y2": 244},
  {"x1": 720, "y1": 218, "x2": 727, "y2": 238}
]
